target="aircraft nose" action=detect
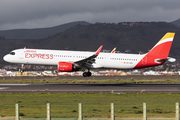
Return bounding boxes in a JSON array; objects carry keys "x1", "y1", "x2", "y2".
[{"x1": 3, "y1": 55, "x2": 9, "y2": 62}]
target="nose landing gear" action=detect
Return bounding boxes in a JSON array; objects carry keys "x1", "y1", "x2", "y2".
[{"x1": 19, "y1": 64, "x2": 24, "y2": 75}]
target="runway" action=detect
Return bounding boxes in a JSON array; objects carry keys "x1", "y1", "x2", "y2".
[
  {"x1": 0, "y1": 83, "x2": 180, "y2": 92},
  {"x1": 1, "y1": 75, "x2": 180, "y2": 80}
]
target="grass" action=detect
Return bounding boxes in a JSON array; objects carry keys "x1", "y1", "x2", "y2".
[
  {"x1": 1, "y1": 77, "x2": 180, "y2": 84},
  {"x1": 0, "y1": 92, "x2": 179, "y2": 118},
  {"x1": 0, "y1": 77, "x2": 180, "y2": 118}
]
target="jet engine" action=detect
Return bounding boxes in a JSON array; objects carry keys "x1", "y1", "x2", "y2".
[{"x1": 58, "y1": 62, "x2": 79, "y2": 72}]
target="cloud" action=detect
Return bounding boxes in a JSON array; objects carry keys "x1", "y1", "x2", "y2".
[{"x1": 0, "y1": 0, "x2": 180, "y2": 30}]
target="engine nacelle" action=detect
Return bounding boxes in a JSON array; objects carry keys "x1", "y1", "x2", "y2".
[{"x1": 58, "y1": 62, "x2": 79, "y2": 72}]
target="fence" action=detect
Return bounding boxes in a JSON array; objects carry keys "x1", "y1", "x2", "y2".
[{"x1": 0, "y1": 103, "x2": 179, "y2": 120}]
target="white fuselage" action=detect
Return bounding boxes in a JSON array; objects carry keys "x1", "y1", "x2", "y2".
[{"x1": 3, "y1": 49, "x2": 145, "y2": 69}]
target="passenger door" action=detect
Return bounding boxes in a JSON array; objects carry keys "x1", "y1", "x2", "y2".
[{"x1": 19, "y1": 50, "x2": 24, "y2": 59}]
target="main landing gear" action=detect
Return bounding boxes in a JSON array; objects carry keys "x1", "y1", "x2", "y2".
[{"x1": 83, "y1": 69, "x2": 92, "y2": 77}]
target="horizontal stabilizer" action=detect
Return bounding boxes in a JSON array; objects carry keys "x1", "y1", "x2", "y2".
[{"x1": 167, "y1": 57, "x2": 176, "y2": 62}]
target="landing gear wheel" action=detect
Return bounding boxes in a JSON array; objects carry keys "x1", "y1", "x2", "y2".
[
  {"x1": 83, "y1": 72, "x2": 88, "y2": 77},
  {"x1": 87, "y1": 72, "x2": 92, "y2": 77},
  {"x1": 83, "y1": 72, "x2": 92, "y2": 77},
  {"x1": 20, "y1": 69, "x2": 24, "y2": 73}
]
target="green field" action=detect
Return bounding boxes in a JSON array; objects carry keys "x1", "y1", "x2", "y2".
[{"x1": 0, "y1": 92, "x2": 179, "y2": 118}]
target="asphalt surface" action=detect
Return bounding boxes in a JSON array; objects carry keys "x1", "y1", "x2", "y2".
[
  {"x1": 1, "y1": 75, "x2": 180, "y2": 80},
  {"x1": 0, "y1": 83, "x2": 180, "y2": 92},
  {"x1": 1, "y1": 76, "x2": 180, "y2": 92}
]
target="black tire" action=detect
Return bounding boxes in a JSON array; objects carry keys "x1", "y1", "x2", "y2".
[
  {"x1": 87, "y1": 72, "x2": 92, "y2": 77},
  {"x1": 83, "y1": 72, "x2": 88, "y2": 77},
  {"x1": 20, "y1": 69, "x2": 24, "y2": 73}
]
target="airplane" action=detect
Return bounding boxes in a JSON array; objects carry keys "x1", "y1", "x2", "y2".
[{"x1": 3, "y1": 32, "x2": 175, "y2": 77}]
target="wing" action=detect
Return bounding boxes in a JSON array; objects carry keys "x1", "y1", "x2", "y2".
[{"x1": 74, "y1": 45, "x2": 103, "y2": 68}]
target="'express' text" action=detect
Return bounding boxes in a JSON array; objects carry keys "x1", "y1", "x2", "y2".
[{"x1": 25, "y1": 53, "x2": 53, "y2": 59}]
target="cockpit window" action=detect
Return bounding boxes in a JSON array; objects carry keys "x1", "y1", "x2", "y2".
[{"x1": 9, "y1": 52, "x2": 15, "y2": 55}]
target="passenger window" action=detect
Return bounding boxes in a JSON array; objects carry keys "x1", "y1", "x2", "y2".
[{"x1": 9, "y1": 52, "x2": 15, "y2": 55}]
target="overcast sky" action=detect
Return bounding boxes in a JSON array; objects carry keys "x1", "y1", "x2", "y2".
[{"x1": 0, "y1": 0, "x2": 180, "y2": 30}]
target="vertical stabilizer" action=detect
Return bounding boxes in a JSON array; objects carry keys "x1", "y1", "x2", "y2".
[
  {"x1": 134, "y1": 32, "x2": 175, "y2": 69},
  {"x1": 147, "y1": 32, "x2": 175, "y2": 58},
  {"x1": 111, "y1": 47, "x2": 116, "y2": 53}
]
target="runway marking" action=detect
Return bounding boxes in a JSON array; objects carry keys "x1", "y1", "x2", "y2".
[
  {"x1": 0, "y1": 84, "x2": 29, "y2": 86},
  {"x1": 0, "y1": 87, "x2": 8, "y2": 90}
]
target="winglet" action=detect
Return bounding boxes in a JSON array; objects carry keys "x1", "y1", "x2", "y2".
[
  {"x1": 111, "y1": 47, "x2": 116, "y2": 53},
  {"x1": 95, "y1": 45, "x2": 103, "y2": 55}
]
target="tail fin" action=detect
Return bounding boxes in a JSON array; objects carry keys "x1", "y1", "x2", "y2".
[
  {"x1": 134, "y1": 32, "x2": 175, "y2": 69},
  {"x1": 147, "y1": 32, "x2": 175, "y2": 58},
  {"x1": 111, "y1": 47, "x2": 116, "y2": 53}
]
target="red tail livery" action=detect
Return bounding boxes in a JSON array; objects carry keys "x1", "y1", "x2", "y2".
[{"x1": 134, "y1": 32, "x2": 175, "y2": 69}]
